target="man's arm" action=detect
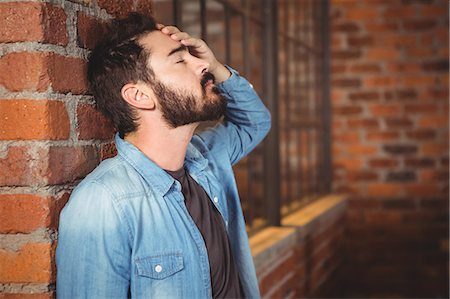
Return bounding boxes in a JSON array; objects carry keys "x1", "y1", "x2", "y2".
[
  {"x1": 56, "y1": 181, "x2": 131, "y2": 299},
  {"x1": 200, "y1": 67, "x2": 271, "y2": 165}
]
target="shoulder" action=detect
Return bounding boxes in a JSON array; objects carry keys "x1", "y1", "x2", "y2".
[{"x1": 76, "y1": 155, "x2": 149, "y2": 199}]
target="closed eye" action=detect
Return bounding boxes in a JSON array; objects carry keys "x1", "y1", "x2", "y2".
[{"x1": 176, "y1": 59, "x2": 185, "y2": 64}]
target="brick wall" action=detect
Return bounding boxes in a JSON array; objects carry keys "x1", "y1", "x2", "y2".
[
  {"x1": 331, "y1": 0, "x2": 449, "y2": 297},
  {"x1": 0, "y1": 1, "x2": 152, "y2": 297}
]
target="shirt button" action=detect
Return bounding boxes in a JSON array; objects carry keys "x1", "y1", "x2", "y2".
[
  {"x1": 155, "y1": 265, "x2": 163, "y2": 273},
  {"x1": 213, "y1": 197, "x2": 219, "y2": 203}
]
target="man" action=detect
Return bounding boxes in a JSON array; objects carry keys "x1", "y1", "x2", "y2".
[{"x1": 56, "y1": 13, "x2": 270, "y2": 299}]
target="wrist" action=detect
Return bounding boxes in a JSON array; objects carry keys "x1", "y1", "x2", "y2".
[{"x1": 210, "y1": 60, "x2": 231, "y2": 84}]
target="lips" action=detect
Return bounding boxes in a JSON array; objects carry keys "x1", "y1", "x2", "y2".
[{"x1": 201, "y1": 72, "x2": 216, "y2": 88}]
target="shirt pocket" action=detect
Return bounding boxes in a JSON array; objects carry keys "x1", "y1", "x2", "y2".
[{"x1": 135, "y1": 252, "x2": 184, "y2": 280}]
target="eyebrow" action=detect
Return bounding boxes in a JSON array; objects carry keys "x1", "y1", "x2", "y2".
[{"x1": 167, "y1": 44, "x2": 188, "y2": 57}]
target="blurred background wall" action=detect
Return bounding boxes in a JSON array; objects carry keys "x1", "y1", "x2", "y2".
[
  {"x1": 0, "y1": 0, "x2": 448, "y2": 298},
  {"x1": 331, "y1": 0, "x2": 448, "y2": 297}
]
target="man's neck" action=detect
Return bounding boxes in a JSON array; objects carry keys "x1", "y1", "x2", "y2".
[{"x1": 124, "y1": 123, "x2": 197, "y2": 171}]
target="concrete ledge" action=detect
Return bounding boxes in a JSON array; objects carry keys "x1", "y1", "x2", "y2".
[
  {"x1": 282, "y1": 194, "x2": 347, "y2": 228},
  {"x1": 250, "y1": 226, "x2": 297, "y2": 269},
  {"x1": 250, "y1": 194, "x2": 348, "y2": 266}
]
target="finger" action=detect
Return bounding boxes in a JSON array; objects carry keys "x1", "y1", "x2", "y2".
[
  {"x1": 161, "y1": 25, "x2": 181, "y2": 34},
  {"x1": 181, "y1": 37, "x2": 205, "y2": 49},
  {"x1": 170, "y1": 32, "x2": 191, "y2": 41},
  {"x1": 156, "y1": 23, "x2": 165, "y2": 30}
]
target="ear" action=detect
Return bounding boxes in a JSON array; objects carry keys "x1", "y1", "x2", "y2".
[{"x1": 121, "y1": 83, "x2": 156, "y2": 110}]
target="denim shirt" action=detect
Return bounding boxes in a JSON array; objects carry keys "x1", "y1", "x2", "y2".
[{"x1": 56, "y1": 67, "x2": 271, "y2": 299}]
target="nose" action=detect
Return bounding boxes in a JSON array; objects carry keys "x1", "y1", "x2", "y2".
[{"x1": 190, "y1": 55, "x2": 209, "y2": 77}]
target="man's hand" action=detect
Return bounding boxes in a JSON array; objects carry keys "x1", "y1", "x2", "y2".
[{"x1": 157, "y1": 24, "x2": 231, "y2": 83}]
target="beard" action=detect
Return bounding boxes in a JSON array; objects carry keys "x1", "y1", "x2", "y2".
[{"x1": 152, "y1": 72, "x2": 227, "y2": 128}]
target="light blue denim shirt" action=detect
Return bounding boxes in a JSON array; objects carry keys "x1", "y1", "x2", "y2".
[{"x1": 56, "y1": 67, "x2": 271, "y2": 299}]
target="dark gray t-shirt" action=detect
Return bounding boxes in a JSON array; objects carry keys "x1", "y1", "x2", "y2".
[{"x1": 166, "y1": 167, "x2": 244, "y2": 299}]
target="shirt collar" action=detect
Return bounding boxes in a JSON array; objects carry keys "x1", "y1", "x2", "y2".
[{"x1": 115, "y1": 133, "x2": 208, "y2": 196}]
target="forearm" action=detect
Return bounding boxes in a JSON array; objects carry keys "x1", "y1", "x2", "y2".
[{"x1": 199, "y1": 66, "x2": 271, "y2": 165}]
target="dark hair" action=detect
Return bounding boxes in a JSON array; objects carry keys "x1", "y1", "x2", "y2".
[{"x1": 87, "y1": 13, "x2": 158, "y2": 138}]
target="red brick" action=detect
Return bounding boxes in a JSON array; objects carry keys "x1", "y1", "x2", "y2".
[
  {"x1": 420, "y1": 143, "x2": 448, "y2": 155},
  {"x1": 0, "y1": 52, "x2": 87, "y2": 94},
  {"x1": 405, "y1": 104, "x2": 438, "y2": 114},
  {"x1": 0, "y1": 195, "x2": 50, "y2": 233},
  {"x1": 386, "y1": 62, "x2": 421, "y2": 73},
  {"x1": 366, "y1": 48, "x2": 399, "y2": 60},
  {"x1": 334, "y1": 159, "x2": 364, "y2": 170},
  {"x1": 349, "y1": 63, "x2": 382, "y2": 73},
  {"x1": 332, "y1": 50, "x2": 362, "y2": 60},
  {"x1": 47, "y1": 145, "x2": 99, "y2": 184},
  {"x1": 332, "y1": 78, "x2": 361, "y2": 88},
  {"x1": 0, "y1": 2, "x2": 67, "y2": 45},
  {"x1": 0, "y1": 52, "x2": 49, "y2": 92},
  {"x1": 419, "y1": 170, "x2": 449, "y2": 182},
  {"x1": 331, "y1": 64, "x2": 347, "y2": 75},
  {"x1": 366, "y1": 22, "x2": 399, "y2": 33},
  {"x1": 406, "y1": 129, "x2": 437, "y2": 140},
  {"x1": 347, "y1": 118, "x2": 379, "y2": 129},
  {"x1": 0, "y1": 243, "x2": 54, "y2": 283},
  {"x1": 332, "y1": 22, "x2": 361, "y2": 33},
  {"x1": 385, "y1": 117, "x2": 414, "y2": 128},
  {"x1": 386, "y1": 171, "x2": 416, "y2": 182},
  {"x1": 403, "y1": 19, "x2": 437, "y2": 31},
  {"x1": 333, "y1": 106, "x2": 363, "y2": 115},
  {"x1": 331, "y1": 36, "x2": 344, "y2": 49},
  {"x1": 367, "y1": 131, "x2": 400, "y2": 141},
  {"x1": 405, "y1": 158, "x2": 435, "y2": 169},
  {"x1": 348, "y1": 91, "x2": 380, "y2": 101},
  {"x1": 367, "y1": 183, "x2": 404, "y2": 197},
  {"x1": 0, "y1": 146, "x2": 47, "y2": 187},
  {"x1": 97, "y1": 0, "x2": 133, "y2": 18},
  {"x1": 369, "y1": 158, "x2": 399, "y2": 168},
  {"x1": 347, "y1": 145, "x2": 378, "y2": 156},
  {"x1": 420, "y1": 88, "x2": 449, "y2": 101},
  {"x1": 418, "y1": 116, "x2": 448, "y2": 128},
  {"x1": 422, "y1": 5, "x2": 448, "y2": 17},
  {"x1": 346, "y1": 8, "x2": 379, "y2": 20},
  {"x1": 422, "y1": 59, "x2": 449, "y2": 72},
  {"x1": 347, "y1": 171, "x2": 379, "y2": 182},
  {"x1": 47, "y1": 54, "x2": 88, "y2": 94},
  {"x1": 347, "y1": 36, "x2": 374, "y2": 47},
  {"x1": 382, "y1": 35, "x2": 417, "y2": 47},
  {"x1": 50, "y1": 192, "x2": 70, "y2": 230},
  {"x1": 402, "y1": 76, "x2": 437, "y2": 86},
  {"x1": 406, "y1": 183, "x2": 444, "y2": 196},
  {"x1": 369, "y1": 104, "x2": 402, "y2": 117},
  {"x1": 364, "y1": 211, "x2": 403, "y2": 225},
  {"x1": 364, "y1": 76, "x2": 399, "y2": 87},
  {"x1": 0, "y1": 100, "x2": 70, "y2": 140},
  {"x1": 259, "y1": 252, "x2": 296, "y2": 295},
  {"x1": 333, "y1": 132, "x2": 360, "y2": 143},
  {"x1": 383, "y1": 7, "x2": 416, "y2": 18},
  {"x1": 383, "y1": 144, "x2": 417, "y2": 155},
  {"x1": 77, "y1": 12, "x2": 107, "y2": 49},
  {"x1": 77, "y1": 104, "x2": 114, "y2": 140},
  {"x1": 405, "y1": 47, "x2": 434, "y2": 58}
]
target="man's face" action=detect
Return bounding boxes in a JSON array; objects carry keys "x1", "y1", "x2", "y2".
[{"x1": 139, "y1": 31, "x2": 227, "y2": 128}]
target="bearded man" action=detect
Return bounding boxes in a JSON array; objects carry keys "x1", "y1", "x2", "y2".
[{"x1": 56, "y1": 12, "x2": 270, "y2": 299}]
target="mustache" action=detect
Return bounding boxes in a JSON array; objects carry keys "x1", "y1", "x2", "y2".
[{"x1": 200, "y1": 72, "x2": 215, "y2": 88}]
